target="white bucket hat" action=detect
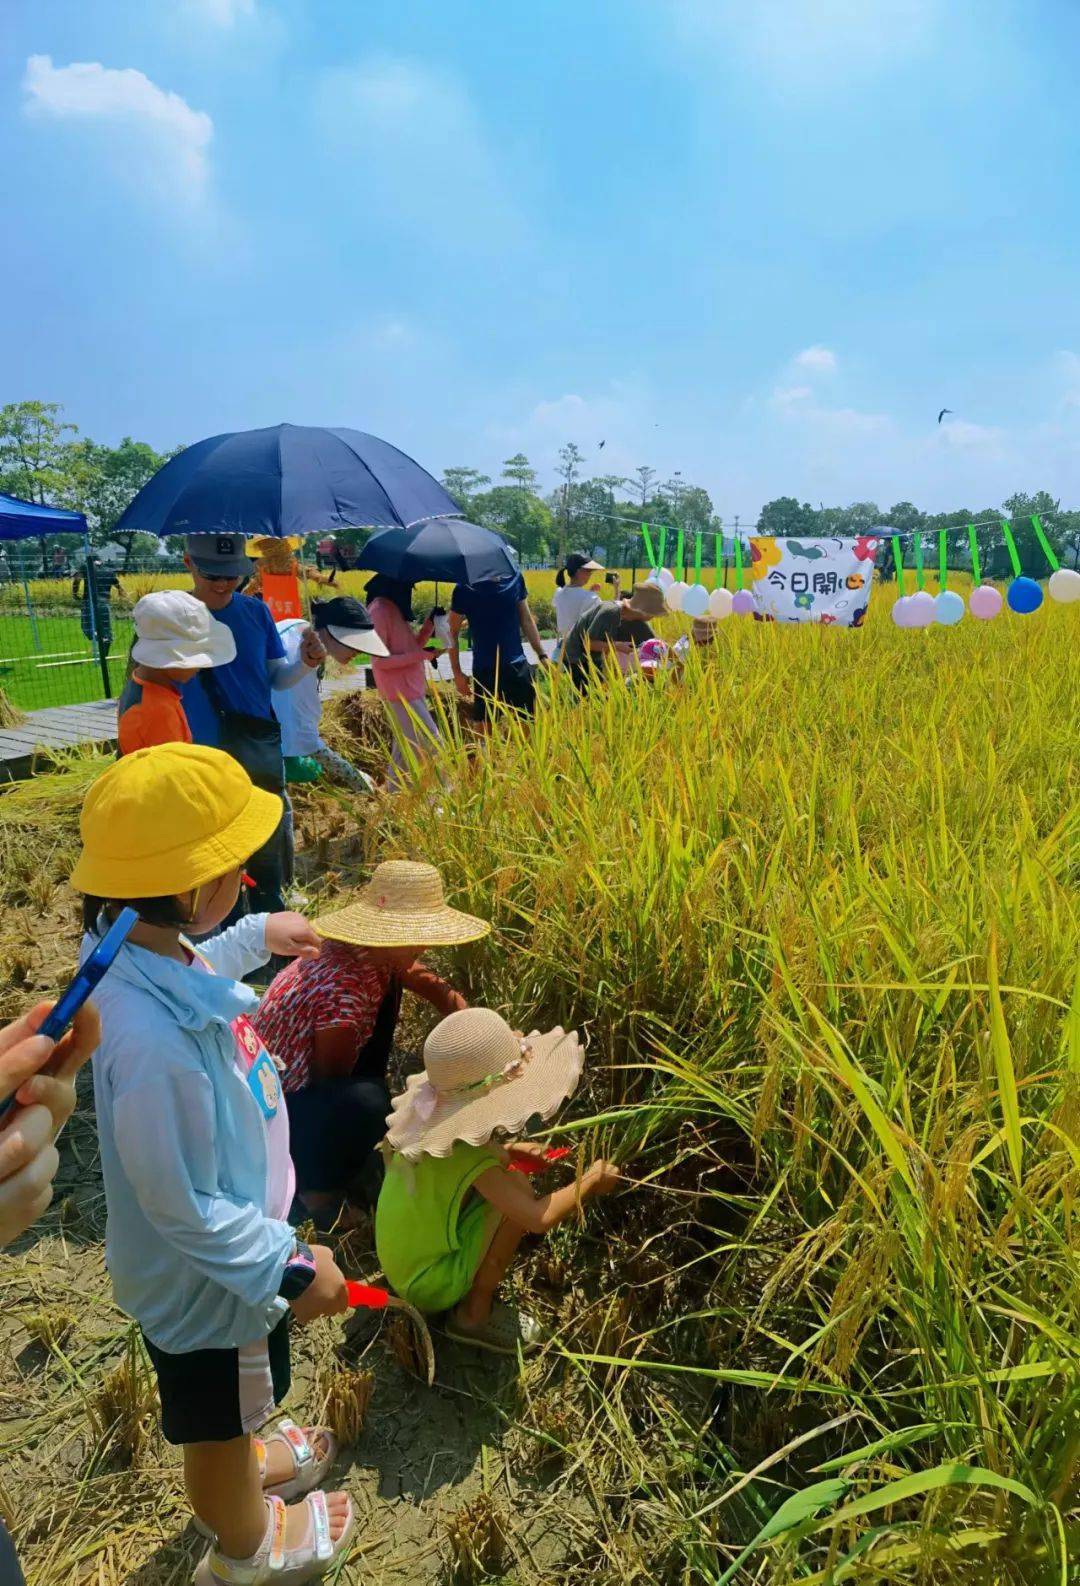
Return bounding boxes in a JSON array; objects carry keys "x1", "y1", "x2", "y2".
[
  {"x1": 386, "y1": 1008, "x2": 584, "y2": 1162},
  {"x1": 131, "y1": 590, "x2": 237, "y2": 670}
]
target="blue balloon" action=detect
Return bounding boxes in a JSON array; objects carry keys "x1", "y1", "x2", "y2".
[
  {"x1": 1007, "y1": 576, "x2": 1044, "y2": 614},
  {"x1": 934, "y1": 590, "x2": 965, "y2": 626}
]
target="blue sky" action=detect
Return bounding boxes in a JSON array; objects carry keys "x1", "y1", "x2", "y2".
[{"x1": 4, "y1": 0, "x2": 1080, "y2": 517}]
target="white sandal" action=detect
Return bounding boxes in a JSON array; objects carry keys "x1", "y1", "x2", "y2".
[
  {"x1": 193, "y1": 1491, "x2": 354, "y2": 1585},
  {"x1": 194, "y1": 1422, "x2": 337, "y2": 1538}
]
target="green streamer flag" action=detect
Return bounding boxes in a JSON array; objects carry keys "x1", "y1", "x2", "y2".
[
  {"x1": 1030, "y1": 514, "x2": 1060, "y2": 572},
  {"x1": 734, "y1": 535, "x2": 744, "y2": 590},
  {"x1": 967, "y1": 524, "x2": 981, "y2": 586},
  {"x1": 714, "y1": 533, "x2": 722, "y2": 588},
  {"x1": 913, "y1": 530, "x2": 925, "y2": 590},
  {"x1": 694, "y1": 532, "x2": 703, "y2": 582},
  {"x1": 658, "y1": 524, "x2": 667, "y2": 571},
  {"x1": 675, "y1": 529, "x2": 685, "y2": 578},
  {"x1": 892, "y1": 536, "x2": 907, "y2": 595},
  {"x1": 1000, "y1": 521, "x2": 1022, "y2": 578},
  {"x1": 641, "y1": 522, "x2": 656, "y2": 570},
  {"x1": 938, "y1": 529, "x2": 948, "y2": 590}
]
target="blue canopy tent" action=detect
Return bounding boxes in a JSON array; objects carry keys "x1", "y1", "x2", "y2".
[
  {"x1": 0, "y1": 492, "x2": 88, "y2": 541},
  {"x1": 0, "y1": 494, "x2": 111, "y2": 695}
]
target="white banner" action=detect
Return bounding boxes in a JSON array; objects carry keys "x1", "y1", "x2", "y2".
[{"x1": 747, "y1": 536, "x2": 880, "y2": 626}]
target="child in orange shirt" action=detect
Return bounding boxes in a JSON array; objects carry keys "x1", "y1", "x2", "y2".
[{"x1": 118, "y1": 591, "x2": 236, "y2": 755}]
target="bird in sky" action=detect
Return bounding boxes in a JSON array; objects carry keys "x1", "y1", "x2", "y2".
[
  {"x1": 937, "y1": 407, "x2": 953, "y2": 424},
  {"x1": 598, "y1": 439, "x2": 606, "y2": 449}
]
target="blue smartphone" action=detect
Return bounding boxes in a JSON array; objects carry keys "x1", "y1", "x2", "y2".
[{"x1": 0, "y1": 907, "x2": 138, "y2": 1120}]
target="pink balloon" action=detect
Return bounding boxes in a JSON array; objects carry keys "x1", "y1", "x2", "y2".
[
  {"x1": 906, "y1": 591, "x2": 936, "y2": 629},
  {"x1": 969, "y1": 584, "x2": 1003, "y2": 620},
  {"x1": 731, "y1": 589, "x2": 755, "y2": 616}
]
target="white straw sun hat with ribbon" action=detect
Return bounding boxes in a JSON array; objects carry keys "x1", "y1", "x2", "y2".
[
  {"x1": 386, "y1": 1008, "x2": 584, "y2": 1161},
  {"x1": 315, "y1": 860, "x2": 490, "y2": 950}
]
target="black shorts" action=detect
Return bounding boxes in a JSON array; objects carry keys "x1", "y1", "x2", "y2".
[
  {"x1": 143, "y1": 1315, "x2": 291, "y2": 1445},
  {"x1": 472, "y1": 659, "x2": 535, "y2": 724}
]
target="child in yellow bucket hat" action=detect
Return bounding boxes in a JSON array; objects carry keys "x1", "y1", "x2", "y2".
[
  {"x1": 376, "y1": 1007, "x2": 620, "y2": 1354},
  {"x1": 71, "y1": 743, "x2": 356, "y2": 1584}
]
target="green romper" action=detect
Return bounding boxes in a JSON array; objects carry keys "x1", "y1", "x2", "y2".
[{"x1": 376, "y1": 1142, "x2": 503, "y2": 1314}]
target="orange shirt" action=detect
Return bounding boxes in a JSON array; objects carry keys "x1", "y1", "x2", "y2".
[{"x1": 117, "y1": 674, "x2": 193, "y2": 755}]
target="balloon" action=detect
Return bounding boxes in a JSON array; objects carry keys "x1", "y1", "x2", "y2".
[
  {"x1": 666, "y1": 580, "x2": 688, "y2": 612},
  {"x1": 891, "y1": 596, "x2": 912, "y2": 628},
  {"x1": 731, "y1": 589, "x2": 755, "y2": 616},
  {"x1": 969, "y1": 584, "x2": 1003, "y2": 619},
  {"x1": 657, "y1": 568, "x2": 675, "y2": 590},
  {"x1": 1049, "y1": 567, "x2": 1080, "y2": 603},
  {"x1": 906, "y1": 591, "x2": 936, "y2": 629},
  {"x1": 709, "y1": 586, "x2": 734, "y2": 620},
  {"x1": 1007, "y1": 576, "x2": 1043, "y2": 614},
  {"x1": 682, "y1": 583, "x2": 710, "y2": 618},
  {"x1": 934, "y1": 590, "x2": 965, "y2": 626}
]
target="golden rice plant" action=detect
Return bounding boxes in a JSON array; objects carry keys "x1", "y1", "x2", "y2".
[
  {"x1": 369, "y1": 583, "x2": 1080, "y2": 1582},
  {"x1": 317, "y1": 1362, "x2": 374, "y2": 1447},
  {"x1": 444, "y1": 1492, "x2": 511, "y2": 1584}
]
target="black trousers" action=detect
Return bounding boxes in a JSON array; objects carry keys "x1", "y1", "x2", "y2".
[{"x1": 286, "y1": 984, "x2": 401, "y2": 1199}]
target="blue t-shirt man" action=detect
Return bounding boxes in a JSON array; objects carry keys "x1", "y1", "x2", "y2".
[
  {"x1": 181, "y1": 593, "x2": 286, "y2": 746},
  {"x1": 451, "y1": 572, "x2": 528, "y2": 676}
]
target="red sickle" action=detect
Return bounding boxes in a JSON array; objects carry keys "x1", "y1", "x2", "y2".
[
  {"x1": 345, "y1": 1281, "x2": 390, "y2": 1309},
  {"x1": 242, "y1": 873, "x2": 256, "y2": 889},
  {"x1": 508, "y1": 1146, "x2": 572, "y2": 1176}
]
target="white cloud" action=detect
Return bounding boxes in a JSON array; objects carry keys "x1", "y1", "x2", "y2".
[
  {"x1": 23, "y1": 54, "x2": 213, "y2": 199},
  {"x1": 934, "y1": 417, "x2": 1005, "y2": 452},
  {"x1": 315, "y1": 56, "x2": 519, "y2": 245},
  {"x1": 183, "y1": 0, "x2": 255, "y2": 22},
  {"x1": 793, "y1": 345, "x2": 838, "y2": 374},
  {"x1": 666, "y1": 0, "x2": 937, "y2": 83},
  {"x1": 772, "y1": 385, "x2": 812, "y2": 407},
  {"x1": 482, "y1": 382, "x2": 655, "y2": 484}
]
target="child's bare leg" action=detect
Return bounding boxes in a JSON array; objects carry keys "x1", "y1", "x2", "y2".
[
  {"x1": 185, "y1": 1437, "x2": 351, "y2": 1559},
  {"x1": 452, "y1": 1218, "x2": 526, "y2": 1330},
  {"x1": 185, "y1": 1436, "x2": 266, "y2": 1558}
]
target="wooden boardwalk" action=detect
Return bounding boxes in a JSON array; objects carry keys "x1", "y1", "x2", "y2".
[{"x1": 0, "y1": 643, "x2": 555, "y2": 782}]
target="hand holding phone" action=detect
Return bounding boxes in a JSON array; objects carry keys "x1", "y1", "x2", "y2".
[{"x1": 0, "y1": 907, "x2": 135, "y2": 1121}]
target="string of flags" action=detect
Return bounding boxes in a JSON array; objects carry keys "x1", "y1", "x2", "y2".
[{"x1": 636, "y1": 515, "x2": 1080, "y2": 628}]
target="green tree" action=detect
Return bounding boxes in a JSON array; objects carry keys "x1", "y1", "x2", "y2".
[
  {"x1": 758, "y1": 496, "x2": 818, "y2": 536},
  {"x1": 441, "y1": 467, "x2": 491, "y2": 515},
  {"x1": 633, "y1": 466, "x2": 657, "y2": 507},
  {"x1": 472, "y1": 484, "x2": 553, "y2": 560},
  {"x1": 70, "y1": 437, "x2": 174, "y2": 567},
  {"x1": 555, "y1": 442, "x2": 585, "y2": 561},
  {"x1": 500, "y1": 453, "x2": 537, "y2": 493},
  {"x1": 0, "y1": 400, "x2": 81, "y2": 572},
  {"x1": 1000, "y1": 490, "x2": 1064, "y2": 578}
]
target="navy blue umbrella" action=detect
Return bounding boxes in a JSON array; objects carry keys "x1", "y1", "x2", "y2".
[
  {"x1": 356, "y1": 517, "x2": 517, "y2": 585},
  {"x1": 112, "y1": 424, "x2": 461, "y2": 540}
]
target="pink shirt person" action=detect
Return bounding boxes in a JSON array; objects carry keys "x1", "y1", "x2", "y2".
[{"x1": 365, "y1": 579, "x2": 442, "y2": 789}]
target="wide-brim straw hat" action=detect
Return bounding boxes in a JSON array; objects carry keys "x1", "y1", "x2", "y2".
[
  {"x1": 70, "y1": 743, "x2": 282, "y2": 898},
  {"x1": 626, "y1": 583, "x2": 667, "y2": 619},
  {"x1": 315, "y1": 860, "x2": 491, "y2": 950},
  {"x1": 386, "y1": 1007, "x2": 584, "y2": 1161}
]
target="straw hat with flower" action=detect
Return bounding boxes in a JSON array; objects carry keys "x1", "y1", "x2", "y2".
[
  {"x1": 387, "y1": 1008, "x2": 584, "y2": 1161},
  {"x1": 315, "y1": 860, "x2": 490, "y2": 950}
]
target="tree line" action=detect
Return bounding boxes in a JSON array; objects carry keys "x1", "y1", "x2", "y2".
[{"x1": 3, "y1": 401, "x2": 1078, "y2": 579}]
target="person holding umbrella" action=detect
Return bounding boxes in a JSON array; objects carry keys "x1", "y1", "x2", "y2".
[
  {"x1": 180, "y1": 534, "x2": 326, "y2": 919},
  {"x1": 448, "y1": 571, "x2": 551, "y2": 728},
  {"x1": 72, "y1": 554, "x2": 122, "y2": 660},
  {"x1": 364, "y1": 575, "x2": 444, "y2": 790}
]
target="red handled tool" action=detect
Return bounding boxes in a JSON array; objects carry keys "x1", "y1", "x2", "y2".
[
  {"x1": 345, "y1": 1280, "x2": 435, "y2": 1385},
  {"x1": 508, "y1": 1146, "x2": 572, "y2": 1176}
]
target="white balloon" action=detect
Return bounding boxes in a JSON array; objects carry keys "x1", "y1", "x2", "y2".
[
  {"x1": 709, "y1": 587, "x2": 734, "y2": 620},
  {"x1": 682, "y1": 583, "x2": 710, "y2": 617},
  {"x1": 657, "y1": 568, "x2": 675, "y2": 589},
  {"x1": 666, "y1": 580, "x2": 689, "y2": 612},
  {"x1": 906, "y1": 590, "x2": 936, "y2": 629},
  {"x1": 1049, "y1": 567, "x2": 1080, "y2": 604}
]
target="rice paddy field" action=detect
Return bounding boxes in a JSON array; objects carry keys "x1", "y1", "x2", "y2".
[{"x1": 0, "y1": 576, "x2": 1077, "y2": 1584}]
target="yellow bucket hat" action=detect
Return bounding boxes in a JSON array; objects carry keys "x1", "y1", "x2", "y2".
[{"x1": 70, "y1": 743, "x2": 282, "y2": 899}]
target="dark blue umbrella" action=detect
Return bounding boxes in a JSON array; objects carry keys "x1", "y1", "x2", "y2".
[
  {"x1": 356, "y1": 517, "x2": 517, "y2": 584},
  {"x1": 112, "y1": 424, "x2": 461, "y2": 540}
]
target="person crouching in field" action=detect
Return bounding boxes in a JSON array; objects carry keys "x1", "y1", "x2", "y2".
[
  {"x1": 71, "y1": 743, "x2": 356, "y2": 1583},
  {"x1": 376, "y1": 1008, "x2": 619, "y2": 1354},
  {"x1": 560, "y1": 581, "x2": 667, "y2": 691},
  {"x1": 118, "y1": 592, "x2": 236, "y2": 755},
  {"x1": 253, "y1": 860, "x2": 488, "y2": 1233}
]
